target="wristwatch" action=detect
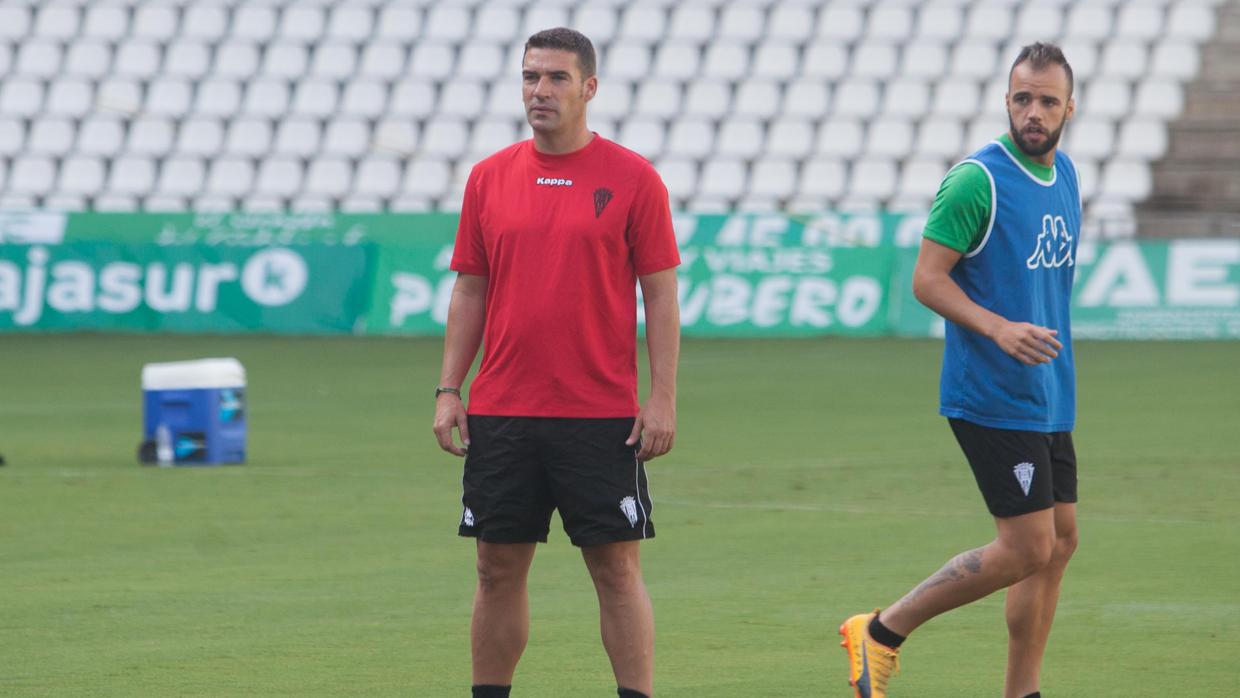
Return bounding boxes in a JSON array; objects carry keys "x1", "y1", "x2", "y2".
[{"x1": 435, "y1": 386, "x2": 462, "y2": 399}]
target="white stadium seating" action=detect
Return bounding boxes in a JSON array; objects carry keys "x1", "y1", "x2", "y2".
[{"x1": 0, "y1": 0, "x2": 1223, "y2": 229}]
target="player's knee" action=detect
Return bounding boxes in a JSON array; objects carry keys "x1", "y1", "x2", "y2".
[
  {"x1": 1053, "y1": 527, "x2": 1079, "y2": 564},
  {"x1": 475, "y1": 556, "x2": 525, "y2": 593},
  {"x1": 1007, "y1": 532, "x2": 1056, "y2": 578},
  {"x1": 586, "y1": 554, "x2": 643, "y2": 595}
]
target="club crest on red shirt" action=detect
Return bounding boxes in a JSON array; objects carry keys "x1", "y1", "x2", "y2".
[{"x1": 593, "y1": 188, "x2": 614, "y2": 218}]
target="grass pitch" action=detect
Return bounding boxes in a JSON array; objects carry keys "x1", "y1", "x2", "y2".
[{"x1": 1, "y1": 334, "x2": 1237, "y2": 696}]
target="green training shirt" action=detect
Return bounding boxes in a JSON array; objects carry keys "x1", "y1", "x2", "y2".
[{"x1": 922, "y1": 133, "x2": 1057, "y2": 254}]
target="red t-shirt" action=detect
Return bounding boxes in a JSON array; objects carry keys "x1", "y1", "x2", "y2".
[{"x1": 451, "y1": 135, "x2": 680, "y2": 418}]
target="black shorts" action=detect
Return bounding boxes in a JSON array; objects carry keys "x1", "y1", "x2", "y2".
[
  {"x1": 949, "y1": 418, "x2": 1078, "y2": 518},
  {"x1": 458, "y1": 416, "x2": 655, "y2": 547}
]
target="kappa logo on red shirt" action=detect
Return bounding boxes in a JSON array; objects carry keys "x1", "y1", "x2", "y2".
[{"x1": 535, "y1": 177, "x2": 573, "y2": 187}]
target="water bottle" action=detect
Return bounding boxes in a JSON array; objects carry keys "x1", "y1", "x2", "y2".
[{"x1": 155, "y1": 423, "x2": 174, "y2": 466}]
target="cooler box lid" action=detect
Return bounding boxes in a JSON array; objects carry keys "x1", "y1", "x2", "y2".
[{"x1": 142, "y1": 358, "x2": 246, "y2": 390}]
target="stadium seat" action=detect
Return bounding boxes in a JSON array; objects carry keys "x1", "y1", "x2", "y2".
[
  {"x1": 1066, "y1": 119, "x2": 1116, "y2": 159},
  {"x1": 186, "y1": 81, "x2": 237, "y2": 121},
  {"x1": 421, "y1": 119, "x2": 470, "y2": 158},
  {"x1": 815, "y1": 119, "x2": 865, "y2": 158},
  {"x1": 486, "y1": 82, "x2": 526, "y2": 120},
  {"x1": 281, "y1": 6, "x2": 325, "y2": 42},
  {"x1": 901, "y1": 41, "x2": 950, "y2": 79},
  {"x1": 1151, "y1": 41, "x2": 1200, "y2": 79},
  {"x1": 574, "y1": 6, "x2": 618, "y2": 44},
  {"x1": 618, "y1": 118, "x2": 666, "y2": 160},
  {"x1": 917, "y1": 4, "x2": 963, "y2": 40},
  {"x1": 668, "y1": 6, "x2": 715, "y2": 43},
  {"x1": 1, "y1": 79, "x2": 44, "y2": 117},
  {"x1": 77, "y1": 118, "x2": 125, "y2": 156},
  {"x1": 244, "y1": 80, "x2": 292, "y2": 118},
  {"x1": 800, "y1": 42, "x2": 849, "y2": 83},
  {"x1": 833, "y1": 81, "x2": 881, "y2": 118},
  {"x1": 852, "y1": 42, "x2": 900, "y2": 80},
  {"x1": 263, "y1": 43, "x2": 309, "y2": 79},
  {"x1": 1012, "y1": 5, "x2": 1064, "y2": 42},
  {"x1": 93, "y1": 193, "x2": 139, "y2": 212},
  {"x1": 0, "y1": 118, "x2": 24, "y2": 157},
  {"x1": 898, "y1": 158, "x2": 949, "y2": 201},
  {"x1": 43, "y1": 194, "x2": 87, "y2": 212},
  {"x1": 256, "y1": 158, "x2": 305, "y2": 197},
  {"x1": 64, "y1": 42, "x2": 112, "y2": 79},
  {"x1": 45, "y1": 79, "x2": 93, "y2": 118},
  {"x1": 619, "y1": 5, "x2": 667, "y2": 43},
  {"x1": 213, "y1": 41, "x2": 261, "y2": 79},
  {"x1": 782, "y1": 79, "x2": 830, "y2": 119},
  {"x1": 932, "y1": 80, "x2": 981, "y2": 119},
  {"x1": 327, "y1": 6, "x2": 375, "y2": 43},
  {"x1": 459, "y1": 42, "x2": 505, "y2": 80},
  {"x1": 749, "y1": 158, "x2": 798, "y2": 200},
  {"x1": 523, "y1": 7, "x2": 571, "y2": 39},
  {"x1": 182, "y1": 5, "x2": 228, "y2": 42},
  {"x1": 1134, "y1": 80, "x2": 1184, "y2": 118},
  {"x1": 652, "y1": 43, "x2": 701, "y2": 81},
  {"x1": 292, "y1": 80, "x2": 340, "y2": 118},
  {"x1": 305, "y1": 159, "x2": 353, "y2": 198},
  {"x1": 157, "y1": 157, "x2": 206, "y2": 197},
  {"x1": 0, "y1": 6, "x2": 30, "y2": 41},
  {"x1": 868, "y1": 5, "x2": 914, "y2": 41},
  {"x1": 605, "y1": 42, "x2": 651, "y2": 79},
  {"x1": 57, "y1": 154, "x2": 104, "y2": 193},
  {"x1": 635, "y1": 81, "x2": 683, "y2": 119},
  {"x1": 796, "y1": 159, "x2": 848, "y2": 201},
  {"x1": 1073, "y1": 157, "x2": 1100, "y2": 201},
  {"x1": 1117, "y1": 120, "x2": 1168, "y2": 161},
  {"x1": 206, "y1": 159, "x2": 256, "y2": 197},
  {"x1": 16, "y1": 40, "x2": 61, "y2": 79},
  {"x1": 123, "y1": 117, "x2": 171, "y2": 157},
  {"x1": 865, "y1": 118, "x2": 915, "y2": 158},
  {"x1": 684, "y1": 80, "x2": 732, "y2": 119},
  {"x1": 105, "y1": 155, "x2": 155, "y2": 193},
  {"x1": 405, "y1": 158, "x2": 453, "y2": 199},
  {"x1": 753, "y1": 43, "x2": 799, "y2": 80},
  {"x1": 882, "y1": 78, "x2": 931, "y2": 118},
  {"x1": 717, "y1": 120, "x2": 766, "y2": 159},
  {"x1": 177, "y1": 118, "x2": 225, "y2": 157},
  {"x1": 354, "y1": 158, "x2": 402, "y2": 197},
  {"x1": 766, "y1": 119, "x2": 815, "y2": 158},
  {"x1": 132, "y1": 5, "x2": 177, "y2": 41},
  {"x1": 31, "y1": 118, "x2": 75, "y2": 156},
  {"x1": 1058, "y1": 40, "x2": 1099, "y2": 78},
  {"x1": 1116, "y1": 4, "x2": 1164, "y2": 40},
  {"x1": 667, "y1": 119, "x2": 715, "y2": 159},
  {"x1": 290, "y1": 195, "x2": 335, "y2": 213},
  {"x1": 767, "y1": 5, "x2": 814, "y2": 44},
  {"x1": 376, "y1": 5, "x2": 423, "y2": 42},
  {"x1": 1080, "y1": 79, "x2": 1131, "y2": 119},
  {"x1": 734, "y1": 80, "x2": 782, "y2": 120},
  {"x1": 365, "y1": 42, "x2": 411, "y2": 79},
  {"x1": 240, "y1": 195, "x2": 285, "y2": 212},
  {"x1": 225, "y1": 118, "x2": 273, "y2": 157},
  {"x1": 816, "y1": 5, "x2": 864, "y2": 42},
  {"x1": 35, "y1": 6, "x2": 79, "y2": 40},
  {"x1": 916, "y1": 117, "x2": 965, "y2": 159},
  {"x1": 592, "y1": 79, "x2": 634, "y2": 120},
  {"x1": 1169, "y1": 3, "x2": 1216, "y2": 40},
  {"x1": 1100, "y1": 42, "x2": 1149, "y2": 80},
  {"x1": 165, "y1": 42, "x2": 212, "y2": 79},
  {"x1": 699, "y1": 159, "x2": 747, "y2": 200},
  {"x1": 655, "y1": 158, "x2": 699, "y2": 202},
  {"x1": 1064, "y1": 5, "x2": 1113, "y2": 40},
  {"x1": 342, "y1": 80, "x2": 387, "y2": 118},
  {"x1": 685, "y1": 197, "x2": 731, "y2": 214},
  {"x1": 966, "y1": 116, "x2": 1008, "y2": 149},
  {"x1": 144, "y1": 78, "x2": 191, "y2": 118},
  {"x1": 375, "y1": 118, "x2": 422, "y2": 156},
  {"x1": 702, "y1": 43, "x2": 749, "y2": 80},
  {"x1": 951, "y1": 41, "x2": 998, "y2": 81},
  {"x1": 1101, "y1": 159, "x2": 1152, "y2": 200},
  {"x1": 323, "y1": 119, "x2": 371, "y2": 157},
  {"x1": 389, "y1": 196, "x2": 434, "y2": 212},
  {"x1": 719, "y1": 6, "x2": 765, "y2": 45},
  {"x1": 966, "y1": 5, "x2": 1012, "y2": 42}
]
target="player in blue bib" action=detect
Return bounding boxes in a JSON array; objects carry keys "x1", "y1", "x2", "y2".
[{"x1": 841, "y1": 44, "x2": 1082, "y2": 698}]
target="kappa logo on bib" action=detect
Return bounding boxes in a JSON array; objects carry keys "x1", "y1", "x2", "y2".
[{"x1": 1026, "y1": 214, "x2": 1075, "y2": 270}]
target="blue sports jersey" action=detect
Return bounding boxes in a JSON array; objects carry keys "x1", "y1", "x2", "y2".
[{"x1": 939, "y1": 141, "x2": 1081, "y2": 433}]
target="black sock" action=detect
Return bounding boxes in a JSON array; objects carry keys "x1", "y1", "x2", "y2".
[
  {"x1": 618, "y1": 689, "x2": 650, "y2": 698},
  {"x1": 868, "y1": 612, "x2": 907, "y2": 649},
  {"x1": 1022, "y1": 693, "x2": 1041, "y2": 698},
  {"x1": 472, "y1": 686, "x2": 511, "y2": 698}
]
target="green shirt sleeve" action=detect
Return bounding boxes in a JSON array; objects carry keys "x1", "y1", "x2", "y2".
[{"x1": 922, "y1": 162, "x2": 993, "y2": 254}]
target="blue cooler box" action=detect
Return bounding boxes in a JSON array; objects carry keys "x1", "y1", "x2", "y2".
[{"x1": 142, "y1": 358, "x2": 246, "y2": 465}]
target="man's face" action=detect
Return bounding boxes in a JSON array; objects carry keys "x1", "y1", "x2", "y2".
[
  {"x1": 522, "y1": 47, "x2": 597, "y2": 135},
  {"x1": 1006, "y1": 61, "x2": 1075, "y2": 158}
]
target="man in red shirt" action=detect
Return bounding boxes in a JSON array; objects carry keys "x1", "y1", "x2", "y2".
[{"x1": 432, "y1": 28, "x2": 681, "y2": 698}]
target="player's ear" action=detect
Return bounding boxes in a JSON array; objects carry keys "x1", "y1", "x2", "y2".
[
  {"x1": 1065, "y1": 96, "x2": 1075, "y2": 121},
  {"x1": 583, "y1": 75, "x2": 598, "y2": 102}
]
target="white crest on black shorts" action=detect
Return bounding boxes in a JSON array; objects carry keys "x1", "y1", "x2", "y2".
[
  {"x1": 619, "y1": 496, "x2": 638, "y2": 528},
  {"x1": 462, "y1": 507, "x2": 475, "y2": 527},
  {"x1": 1013, "y1": 462, "x2": 1035, "y2": 496}
]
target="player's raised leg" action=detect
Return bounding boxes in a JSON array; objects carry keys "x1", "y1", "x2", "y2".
[
  {"x1": 1003, "y1": 503, "x2": 1078, "y2": 698},
  {"x1": 583, "y1": 541, "x2": 654, "y2": 698},
  {"x1": 471, "y1": 542, "x2": 537, "y2": 689}
]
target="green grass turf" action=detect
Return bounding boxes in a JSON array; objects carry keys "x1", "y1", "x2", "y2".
[{"x1": 1, "y1": 334, "x2": 1238, "y2": 696}]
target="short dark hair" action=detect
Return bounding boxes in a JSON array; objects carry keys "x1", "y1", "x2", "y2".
[
  {"x1": 1009, "y1": 42, "x2": 1074, "y2": 96},
  {"x1": 524, "y1": 27, "x2": 596, "y2": 78}
]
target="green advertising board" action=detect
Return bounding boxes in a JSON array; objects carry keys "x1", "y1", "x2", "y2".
[{"x1": 1, "y1": 212, "x2": 1237, "y2": 340}]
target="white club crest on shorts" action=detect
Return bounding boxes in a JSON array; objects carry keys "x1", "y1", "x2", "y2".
[
  {"x1": 462, "y1": 507, "x2": 475, "y2": 527},
  {"x1": 619, "y1": 496, "x2": 639, "y2": 528},
  {"x1": 1013, "y1": 462, "x2": 1035, "y2": 497}
]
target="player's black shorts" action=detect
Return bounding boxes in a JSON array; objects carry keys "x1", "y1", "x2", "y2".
[
  {"x1": 949, "y1": 418, "x2": 1078, "y2": 518},
  {"x1": 458, "y1": 416, "x2": 654, "y2": 547}
]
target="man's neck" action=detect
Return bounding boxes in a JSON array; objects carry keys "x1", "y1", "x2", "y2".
[{"x1": 533, "y1": 127, "x2": 594, "y2": 155}]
